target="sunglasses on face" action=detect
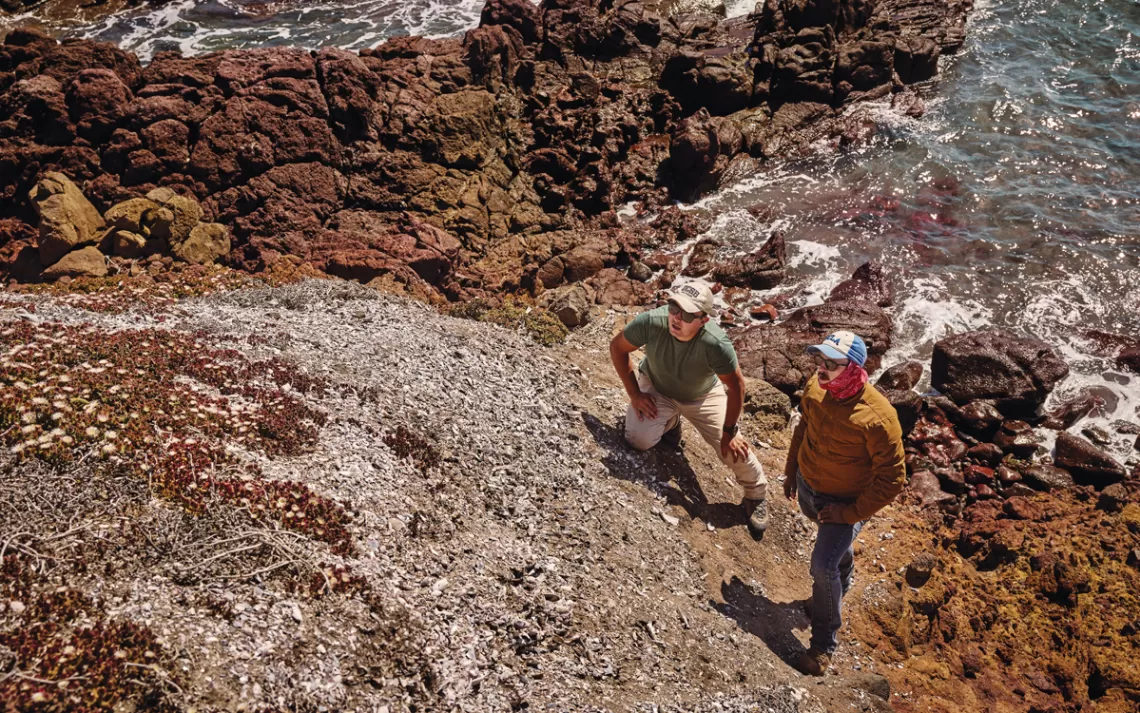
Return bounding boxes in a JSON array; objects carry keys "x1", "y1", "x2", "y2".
[
  {"x1": 667, "y1": 302, "x2": 704, "y2": 323},
  {"x1": 811, "y1": 354, "x2": 849, "y2": 371}
]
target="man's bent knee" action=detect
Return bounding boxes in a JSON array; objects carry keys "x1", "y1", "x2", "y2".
[{"x1": 623, "y1": 426, "x2": 658, "y2": 452}]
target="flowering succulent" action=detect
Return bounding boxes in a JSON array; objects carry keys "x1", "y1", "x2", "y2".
[
  {"x1": 1, "y1": 554, "x2": 179, "y2": 711},
  {"x1": 0, "y1": 322, "x2": 351, "y2": 553},
  {"x1": 383, "y1": 425, "x2": 441, "y2": 472}
]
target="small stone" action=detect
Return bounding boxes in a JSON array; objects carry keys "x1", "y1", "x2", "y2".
[
  {"x1": 1022, "y1": 465, "x2": 1074, "y2": 493},
  {"x1": 660, "y1": 511, "x2": 680, "y2": 526},
  {"x1": 627, "y1": 261, "x2": 653, "y2": 282},
  {"x1": 291, "y1": 604, "x2": 303, "y2": 623},
  {"x1": 1096, "y1": 483, "x2": 1129, "y2": 513},
  {"x1": 8, "y1": 600, "x2": 26, "y2": 615},
  {"x1": 1082, "y1": 426, "x2": 1112, "y2": 446},
  {"x1": 749, "y1": 303, "x2": 779, "y2": 322}
]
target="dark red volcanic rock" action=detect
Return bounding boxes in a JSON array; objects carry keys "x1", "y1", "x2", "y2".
[
  {"x1": 710, "y1": 231, "x2": 786, "y2": 289},
  {"x1": 1054, "y1": 432, "x2": 1127, "y2": 489},
  {"x1": 931, "y1": 329, "x2": 1070, "y2": 418},
  {"x1": 0, "y1": 0, "x2": 974, "y2": 299},
  {"x1": 828, "y1": 260, "x2": 893, "y2": 307}
]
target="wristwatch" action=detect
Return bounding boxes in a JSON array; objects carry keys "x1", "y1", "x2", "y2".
[{"x1": 722, "y1": 423, "x2": 739, "y2": 437}]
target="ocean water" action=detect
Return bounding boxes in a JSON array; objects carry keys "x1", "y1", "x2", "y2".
[
  {"x1": 3, "y1": 0, "x2": 488, "y2": 59},
  {"x1": 7, "y1": 0, "x2": 1140, "y2": 451},
  {"x1": 692, "y1": 0, "x2": 1140, "y2": 456}
]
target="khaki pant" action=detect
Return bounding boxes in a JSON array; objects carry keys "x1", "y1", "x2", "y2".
[{"x1": 624, "y1": 372, "x2": 767, "y2": 501}]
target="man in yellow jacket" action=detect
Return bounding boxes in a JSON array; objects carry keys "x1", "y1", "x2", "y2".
[{"x1": 783, "y1": 330, "x2": 905, "y2": 676}]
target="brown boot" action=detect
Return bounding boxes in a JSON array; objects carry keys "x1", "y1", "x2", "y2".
[
  {"x1": 793, "y1": 647, "x2": 830, "y2": 676},
  {"x1": 742, "y1": 498, "x2": 769, "y2": 539}
]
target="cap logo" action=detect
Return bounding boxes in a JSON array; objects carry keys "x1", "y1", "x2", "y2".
[
  {"x1": 826, "y1": 334, "x2": 841, "y2": 345},
  {"x1": 680, "y1": 285, "x2": 700, "y2": 298}
]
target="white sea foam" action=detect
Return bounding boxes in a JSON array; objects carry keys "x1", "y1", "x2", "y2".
[
  {"x1": 880, "y1": 276, "x2": 993, "y2": 375},
  {"x1": 68, "y1": 0, "x2": 489, "y2": 62}
]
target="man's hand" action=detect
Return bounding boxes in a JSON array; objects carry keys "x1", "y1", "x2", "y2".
[
  {"x1": 720, "y1": 432, "x2": 750, "y2": 463},
  {"x1": 629, "y1": 390, "x2": 658, "y2": 421},
  {"x1": 784, "y1": 473, "x2": 797, "y2": 500},
  {"x1": 818, "y1": 504, "x2": 846, "y2": 524}
]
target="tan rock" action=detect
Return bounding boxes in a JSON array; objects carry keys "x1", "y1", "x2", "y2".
[
  {"x1": 111, "y1": 230, "x2": 147, "y2": 259},
  {"x1": 27, "y1": 172, "x2": 104, "y2": 266},
  {"x1": 42, "y1": 246, "x2": 107, "y2": 280},
  {"x1": 172, "y1": 222, "x2": 229, "y2": 264},
  {"x1": 104, "y1": 198, "x2": 175, "y2": 246},
  {"x1": 146, "y1": 187, "x2": 203, "y2": 247}
]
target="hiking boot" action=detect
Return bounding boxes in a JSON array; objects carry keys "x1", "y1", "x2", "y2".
[
  {"x1": 800, "y1": 597, "x2": 813, "y2": 620},
  {"x1": 661, "y1": 420, "x2": 682, "y2": 449},
  {"x1": 743, "y1": 498, "x2": 769, "y2": 539},
  {"x1": 793, "y1": 647, "x2": 831, "y2": 676}
]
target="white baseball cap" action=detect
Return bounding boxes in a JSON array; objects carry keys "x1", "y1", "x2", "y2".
[{"x1": 668, "y1": 281, "x2": 716, "y2": 316}]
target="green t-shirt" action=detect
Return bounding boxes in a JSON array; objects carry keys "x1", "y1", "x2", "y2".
[{"x1": 623, "y1": 305, "x2": 739, "y2": 402}]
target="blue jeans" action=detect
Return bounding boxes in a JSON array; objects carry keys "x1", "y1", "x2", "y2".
[{"x1": 797, "y1": 471, "x2": 864, "y2": 654}]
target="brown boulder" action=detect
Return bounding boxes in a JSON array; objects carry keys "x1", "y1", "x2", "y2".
[
  {"x1": 710, "y1": 231, "x2": 786, "y2": 289},
  {"x1": 1021, "y1": 465, "x2": 1075, "y2": 493},
  {"x1": 733, "y1": 321, "x2": 821, "y2": 395},
  {"x1": 828, "y1": 261, "x2": 893, "y2": 307},
  {"x1": 27, "y1": 172, "x2": 105, "y2": 266},
  {"x1": 172, "y1": 223, "x2": 230, "y2": 265},
  {"x1": 834, "y1": 40, "x2": 894, "y2": 104},
  {"x1": 0, "y1": 74, "x2": 74, "y2": 145},
  {"x1": 877, "y1": 360, "x2": 923, "y2": 391},
  {"x1": 315, "y1": 48, "x2": 381, "y2": 142},
  {"x1": 881, "y1": 387, "x2": 922, "y2": 436},
  {"x1": 66, "y1": 68, "x2": 133, "y2": 142},
  {"x1": 104, "y1": 198, "x2": 174, "y2": 242},
  {"x1": 967, "y1": 442, "x2": 1003, "y2": 466},
  {"x1": 931, "y1": 329, "x2": 1070, "y2": 417},
  {"x1": 682, "y1": 238, "x2": 720, "y2": 278},
  {"x1": 536, "y1": 255, "x2": 566, "y2": 289},
  {"x1": 542, "y1": 284, "x2": 591, "y2": 328},
  {"x1": 111, "y1": 230, "x2": 147, "y2": 258},
  {"x1": 480, "y1": 0, "x2": 541, "y2": 44},
  {"x1": 562, "y1": 247, "x2": 606, "y2": 283},
  {"x1": 782, "y1": 298, "x2": 892, "y2": 365},
  {"x1": 1054, "y1": 432, "x2": 1127, "y2": 488},
  {"x1": 660, "y1": 50, "x2": 754, "y2": 117},
  {"x1": 909, "y1": 470, "x2": 956, "y2": 509},
  {"x1": 41, "y1": 245, "x2": 106, "y2": 280},
  {"x1": 894, "y1": 35, "x2": 940, "y2": 84},
  {"x1": 957, "y1": 399, "x2": 1004, "y2": 439},
  {"x1": 140, "y1": 118, "x2": 191, "y2": 168},
  {"x1": 588, "y1": 268, "x2": 652, "y2": 306},
  {"x1": 146, "y1": 187, "x2": 203, "y2": 247},
  {"x1": 668, "y1": 108, "x2": 743, "y2": 201},
  {"x1": 993, "y1": 420, "x2": 1044, "y2": 458}
]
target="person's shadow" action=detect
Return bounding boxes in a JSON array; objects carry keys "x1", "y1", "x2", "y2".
[
  {"x1": 581, "y1": 413, "x2": 745, "y2": 529},
  {"x1": 715, "y1": 576, "x2": 811, "y2": 665}
]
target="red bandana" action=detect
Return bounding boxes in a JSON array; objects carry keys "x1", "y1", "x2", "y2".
[{"x1": 819, "y1": 362, "x2": 869, "y2": 401}]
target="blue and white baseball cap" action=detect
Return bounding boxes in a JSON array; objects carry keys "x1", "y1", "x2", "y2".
[{"x1": 807, "y1": 331, "x2": 867, "y2": 367}]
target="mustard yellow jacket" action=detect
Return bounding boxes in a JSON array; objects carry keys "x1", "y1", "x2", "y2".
[{"x1": 785, "y1": 374, "x2": 906, "y2": 524}]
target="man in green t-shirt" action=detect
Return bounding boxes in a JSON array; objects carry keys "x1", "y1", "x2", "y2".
[{"x1": 609, "y1": 281, "x2": 769, "y2": 536}]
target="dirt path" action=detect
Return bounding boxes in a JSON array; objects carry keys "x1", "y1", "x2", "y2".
[{"x1": 557, "y1": 309, "x2": 901, "y2": 712}]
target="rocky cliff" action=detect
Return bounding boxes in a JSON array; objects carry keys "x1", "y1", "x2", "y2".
[{"x1": 1, "y1": 0, "x2": 972, "y2": 303}]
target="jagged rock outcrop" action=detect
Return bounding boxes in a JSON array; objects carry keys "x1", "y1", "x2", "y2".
[
  {"x1": 0, "y1": 0, "x2": 973, "y2": 300},
  {"x1": 931, "y1": 329, "x2": 1070, "y2": 418}
]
